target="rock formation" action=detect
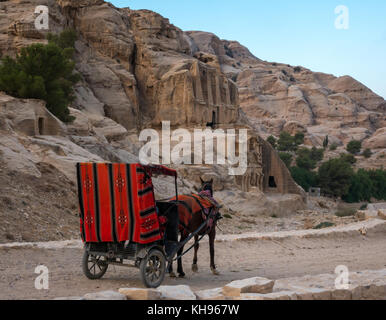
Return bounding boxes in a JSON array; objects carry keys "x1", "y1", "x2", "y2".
[
  {"x1": 2, "y1": 0, "x2": 384, "y2": 241},
  {"x1": 185, "y1": 31, "x2": 386, "y2": 165}
]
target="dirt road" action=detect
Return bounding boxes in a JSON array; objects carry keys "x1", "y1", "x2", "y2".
[{"x1": 1, "y1": 225, "x2": 385, "y2": 300}]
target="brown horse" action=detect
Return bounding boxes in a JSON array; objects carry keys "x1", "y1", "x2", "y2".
[{"x1": 168, "y1": 178, "x2": 222, "y2": 278}]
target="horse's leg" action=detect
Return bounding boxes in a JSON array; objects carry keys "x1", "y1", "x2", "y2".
[
  {"x1": 168, "y1": 230, "x2": 183, "y2": 278},
  {"x1": 177, "y1": 232, "x2": 187, "y2": 278},
  {"x1": 168, "y1": 261, "x2": 176, "y2": 278},
  {"x1": 192, "y1": 235, "x2": 199, "y2": 273},
  {"x1": 177, "y1": 231, "x2": 190, "y2": 278},
  {"x1": 209, "y1": 227, "x2": 219, "y2": 275}
]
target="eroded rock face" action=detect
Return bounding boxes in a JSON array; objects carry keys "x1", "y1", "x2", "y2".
[
  {"x1": 0, "y1": 93, "x2": 66, "y2": 136},
  {"x1": 187, "y1": 30, "x2": 386, "y2": 158},
  {"x1": 55, "y1": 2, "x2": 239, "y2": 129}
]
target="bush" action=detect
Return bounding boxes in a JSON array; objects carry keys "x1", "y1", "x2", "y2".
[
  {"x1": 294, "y1": 132, "x2": 305, "y2": 146},
  {"x1": 0, "y1": 30, "x2": 79, "y2": 122},
  {"x1": 330, "y1": 143, "x2": 338, "y2": 151},
  {"x1": 335, "y1": 208, "x2": 357, "y2": 217},
  {"x1": 318, "y1": 158, "x2": 354, "y2": 198},
  {"x1": 367, "y1": 169, "x2": 386, "y2": 200},
  {"x1": 310, "y1": 147, "x2": 324, "y2": 162},
  {"x1": 347, "y1": 140, "x2": 362, "y2": 155},
  {"x1": 279, "y1": 152, "x2": 292, "y2": 168},
  {"x1": 290, "y1": 166, "x2": 318, "y2": 191},
  {"x1": 339, "y1": 153, "x2": 357, "y2": 165},
  {"x1": 313, "y1": 222, "x2": 335, "y2": 230},
  {"x1": 296, "y1": 148, "x2": 317, "y2": 170},
  {"x1": 343, "y1": 169, "x2": 374, "y2": 203},
  {"x1": 360, "y1": 204, "x2": 368, "y2": 210},
  {"x1": 278, "y1": 132, "x2": 297, "y2": 152},
  {"x1": 362, "y1": 149, "x2": 373, "y2": 159},
  {"x1": 267, "y1": 136, "x2": 277, "y2": 149}
]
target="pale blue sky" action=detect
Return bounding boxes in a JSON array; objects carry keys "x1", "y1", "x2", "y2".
[{"x1": 111, "y1": 0, "x2": 386, "y2": 99}]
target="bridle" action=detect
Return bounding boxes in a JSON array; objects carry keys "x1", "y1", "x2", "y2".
[{"x1": 199, "y1": 182, "x2": 213, "y2": 197}]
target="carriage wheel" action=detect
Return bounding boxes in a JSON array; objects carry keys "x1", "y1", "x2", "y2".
[
  {"x1": 140, "y1": 249, "x2": 166, "y2": 288},
  {"x1": 82, "y1": 250, "x2": 109, "y2": 280}
]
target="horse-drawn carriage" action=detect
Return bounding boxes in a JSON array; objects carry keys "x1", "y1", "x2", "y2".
[{"x1": 76, "y1": 163, "x2": 221, "y2": 288}]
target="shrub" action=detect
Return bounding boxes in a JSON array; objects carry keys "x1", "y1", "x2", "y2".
[
  {"x1": 360, "y1": 204, "x2": 368, "y2": 210},
  {"x1": 0, "y1": 30, "x2": 79, "y2": 122},
  {"x1": 330, "y1": 143, "x2": 338, "y2": 151},
  {"x1": 362, "y1": 149, "x2": 373, "y2": 159},
  {"x1": 294, "y1": 132, "x2": 305, "y2": 146},
  {"x1": 318, "y1": 158, "x2": 354, "y2": 198},
  {"x1": 278, "y1": 132, "x2": 297, "y2": 152},
  {"x1": 343, "y1": 169, "x2": 373, "y2": 203},
  {"x1": 290, "y1": 166, "x2": 318, "y2": 191},
  {"x1": 339, "y1": 153, "x2": 357, "y2": 165},
  {"x1": 335, "y1": 208, "x2": 357, "y2": 217},
  {"x1": 296, "y1": 148, "x2": 317, "y2": 170},
  {"x1": 279, "y1": 152, "x2": 293, "y2": 168},
  {"x1": 47, "y1": 29, "x2": 77, "y2": 50},
  {"x1": 364, "y1": 169, "x2": 386, "y2": 201},
  {"x1": 347, "y1": 140, "x2": 362, "y2": 155},
  {"x1": 267, "y1": 136, "x2": 277, "y2": 149},
  {"x1": 294, "y1": 66, "x2": 302, "y2": 73},
  {"x1": 310, "y1": 147, "x2": 324, "y2": 162},
  {"x1": 313, "y1": 222, "x2": 335, "y2": 230}
]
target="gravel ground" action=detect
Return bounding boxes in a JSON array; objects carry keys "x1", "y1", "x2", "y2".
[{"x1": 1, "y1": 222, "x2": 385, "y2": 300}]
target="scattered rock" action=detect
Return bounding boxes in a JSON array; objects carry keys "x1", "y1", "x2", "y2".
[
  {"x1": 223, "y1": 277, "x2": 275, "y2": 297},
  {"x1": 195, "y1": 288, "x2": 225, "y2": 300},
  {"x1": 83, "y1": 291, "x2": 127, "y2": 300},
  {"x1": 119, "y1": 288, "x2": 162, "y2": 300},
  {"x1": 378, "y1": 210, "x2": 386, "y2": 220},
  {"x1": 156, "y1": 285, "x2": 196, "y2": 300}
]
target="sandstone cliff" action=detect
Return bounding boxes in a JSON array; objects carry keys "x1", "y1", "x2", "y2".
[
  {"x1": 185, "y1": 31, "x2": 386, "y2": 167},
  {"x1": 6, "y1": 0, "x2": 386, "y2": 242}
]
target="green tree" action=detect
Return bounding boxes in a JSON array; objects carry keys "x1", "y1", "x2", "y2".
[
  {"x1": 296, "y1": 148, "x2": 317, "y2": 170},
  {"x1": 278, "y1": 132, "x2": 296, "y2": 151},
  {"x1": 294, "y1": 132, "x2": 305, "y2": 146},
  {"x1": 0, "y1": 30, "x2": 79, "y2": 122},
  {"x1": 323, "y1": 135, "x2": 329, "y2": 149},
  {"x1": 343, "y1": 169, "x2": 373, "y2": 203},
  {"x1": 367, "y1": 169, "x2": 386, "y2": 200},
  {"x1": 267, "y1": 136, "x2": 277, "y2": 149},
  {"x1": 47, "y1": 29, "x2": 77, "y2": 50},
  {"x1": 279, "y1": 152, "x2": 293, "y2": 168},
  {"x1": 310, "y1": 147, "x2": 324, "y2": 162},
  {"x1": 318, "y1": 158, "x2": 354, "y2": 198},
  {"x1": 347, "y1": 140, "x2": 362, "y2": 155},
  {"x1": 339, "y1": 153, "x2": 357, "y2": 165},
  {"x1": 290, "y1": 166, "x2": 318, "y2": 192}
]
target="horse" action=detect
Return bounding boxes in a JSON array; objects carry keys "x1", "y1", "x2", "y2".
[{"x1": 168, "y1": 178, "x2": 222, "y2": 278}]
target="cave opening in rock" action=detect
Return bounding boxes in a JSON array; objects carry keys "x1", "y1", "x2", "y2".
[
  {"x1": 269, "y1": 176, "x2": 277, "y2": 188},
  {"x1": 38, "y1": 117, "x2": 44, "y2": 135},
  {"x1": 207, "y1": 111, "x2": 217, "y2": 129}
]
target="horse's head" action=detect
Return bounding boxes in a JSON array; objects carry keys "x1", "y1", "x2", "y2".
[{"x1": 199, "y1": 177, "x2": 214, "y2": 197}]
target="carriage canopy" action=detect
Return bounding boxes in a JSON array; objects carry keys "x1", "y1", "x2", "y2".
[{"x1": 76, "y1": 163, "x2": 178, "y2": 245}]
